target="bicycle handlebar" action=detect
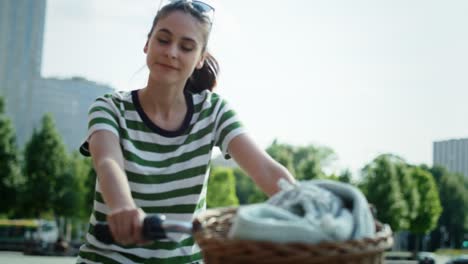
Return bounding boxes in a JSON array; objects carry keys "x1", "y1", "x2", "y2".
[{"x1": 94, "y1": 215, "x2": 195, "y2": 244}]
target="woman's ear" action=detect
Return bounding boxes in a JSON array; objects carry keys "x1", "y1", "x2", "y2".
[
  {"x1": 196, "y1": 53, "x2": 207, "y2": 69},
  {"x1": 143, "y1": 40, "x2": 149, "y2": 54}
]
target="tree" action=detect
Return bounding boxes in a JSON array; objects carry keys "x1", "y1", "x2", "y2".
[
  {"x1": 293, "y1": 144, "x2": 336, "y2": 180},
  {"x1": 296, "y1": 155, "x2": 324, "y2": 180},
  {"x1": 233, "y1": 141, "x2": 339, "y2": 205},
  {"x1": 266, "y1": 140, "x2": 337, "y2": 180},
  {"x1": 55, "y1": 152, "x2": 92, "y2": 219},
  {"x1": 54, "y1": 152, "x2": 93, "y2": 239},
  {"x1": 233, "y1": 168, "x2": 267, "y2": 204},
  {"x1": 266, "y1": 140, "x2": 296, "y2": 176},
  {"x1": 207, "y1": 167, "x2": 239, "y2": 208},
  {"x1": 22, "y1": 113, "x2": 69, "y2": 217},
  {"x1": 429, "y1": 166, "x2": 468, "y2": 249},
  {"x1": 393, "y1": 158, "x2": 420, "y2": 226},
  {"x1": 337, "y1": 169, "x2": 352, "y2": 184},
  {"x1": 359, "y1": 154, "x2": 409, "y2": 231},
  {"x1": 409, "y1": 167, "x2": 441, "y2": 234},
  {"x1": 83, "y1": 158, "x2": 96, "y2": 219},
  {"x1": 0, "y1": 97, "x2": 22, "y2": 216},
  {"x1": 407, "y1": 167, "x2": 442, "y2": 251}
]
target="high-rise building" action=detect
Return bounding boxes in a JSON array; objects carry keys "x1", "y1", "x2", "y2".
[
  {"x1": 0, "y1": 0, "x2": 113, "y2": 150},
  {"x1": 433, "y1": 138, "x2": 468, "y2": 178},
  {"x1": 0, "y1": 0, "x2": 47, "y2": 146}
]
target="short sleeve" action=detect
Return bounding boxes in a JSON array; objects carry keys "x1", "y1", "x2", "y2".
[
  {"x1": 213, "y1": 97, "x2": 245, "y2": 159},
  {"x1": 79, "y1": 95, "x2": 121, "y2": 156}
]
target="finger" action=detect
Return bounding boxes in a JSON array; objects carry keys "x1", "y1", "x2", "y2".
[
  {"x1": 117, "y1": 212, "x2": 132, "y2": 245},
  {"x1": 113, "y1": 213, "x2": 124, "y2": 244},
  {"x1": 135, "y1": 209, "x2": 151, "y2": 245},
  {"x1": 131, "y1": 211, "x2": 142, "y2": 243},
  {"x1": 107, "y1": 214, "x2": 119, "y2": 245}
]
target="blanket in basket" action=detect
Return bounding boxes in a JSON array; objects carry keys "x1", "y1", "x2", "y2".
[{"x1": 228, "y1": 179, "x2": 375, "y2": 243}]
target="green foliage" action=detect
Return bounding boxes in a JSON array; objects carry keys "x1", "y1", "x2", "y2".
[
  {"x1": 293, "y1": 145, "x2": 336, "y2": 179},
  {"x1": 232, "y1": 140, "x2": 341, "y2": 206},
  {"x1": 337, "y1": 169, "x2": 352, "y2": 183},
  {"x1": 360, "y1": 155, "x2": 442, "y2": 237},
  {"x1": 409, "y1": 167, "x2": 442, "y2": 234},
  {"x1": 430, "y1": 166, "x2": 468, "y2": 248},
  {"x1": 231, "y1": 140, "x2": 339, "y2": 205},
  {"x1": 0, "y1": 97, "x2": 21, "y2": 216},
  {"x1": 22, "y1": 113, "x2": 69, "y2": 217},
  {"x1": 429, "y1": 165, "x2": 445, "y2": 182},
  {"x1": 360, "y1": 154, "x2": 409, "y2": 231},
  {"x1": 266, "y1": 140, "x2": 296, "y2": 176},
  {"x1": 266, "y1": 140, "x2": 336, "y2": 180},
  {"x1": 55, "y1": 152, "x2": 93, "y2": 219},
  {"x1": 394, "y1": 160, "x2": 420, "y2": 223},
  {"x1": 207, "y1": 167, "x2": 239, "y2": 208},
  {"x1": 296, "y1": 155, "x2": 323, "y2": 180},
  {"x1": 232, "y1": 168, "x2": 267, "y2": 204},
  {"x1": 83, "y1": 158, "x2": 96, "y2": 218}
]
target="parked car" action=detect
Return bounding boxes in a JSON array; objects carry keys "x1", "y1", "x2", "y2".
[
  {"x1": 446, "y1": 255, "x2": 468, "y2": 264},
  {"x1": 384, "y1": 251, "x2": 419, "y2": 264},
  {"x1": 417, "y1": 252, "x2": 436, "y2": 264},
  {"x1": 0, "y1": 219, "x2": 58, "y2": 253}
]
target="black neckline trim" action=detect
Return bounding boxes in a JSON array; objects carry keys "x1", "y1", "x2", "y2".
[{"x1": 131, "y1": 89, "x2": 194, "y2": 137}]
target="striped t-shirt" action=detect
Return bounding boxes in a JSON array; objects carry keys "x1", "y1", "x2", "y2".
[{"x1": 77, "y1": 89, "x2": 244, "y2": 264}]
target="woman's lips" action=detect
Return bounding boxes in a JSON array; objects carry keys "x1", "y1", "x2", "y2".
[{"x1": 156, "y1": 63, "x2": 179, "y2": 70}]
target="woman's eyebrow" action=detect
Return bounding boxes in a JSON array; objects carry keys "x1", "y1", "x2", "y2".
[
  {"x1": 157, "y1": 28, "x2": 197, "y2": 44},
  {"x1": 157, "y1": 28, "x2": 172, "y2": 35}
]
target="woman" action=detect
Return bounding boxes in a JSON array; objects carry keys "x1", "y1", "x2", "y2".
[{"x1": 77, "y1": 1, "x2": 295, "y2": 263}]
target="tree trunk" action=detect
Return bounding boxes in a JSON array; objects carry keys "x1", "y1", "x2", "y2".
[{"x1": 66, "y1": 219, "x2": 72, "y2": 241}]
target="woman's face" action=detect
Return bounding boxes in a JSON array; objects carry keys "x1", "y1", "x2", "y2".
[{"x1": 144, "y1": 10, "x2": 207, "y2": 86}]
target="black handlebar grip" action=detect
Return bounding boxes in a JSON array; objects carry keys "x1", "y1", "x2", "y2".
[
  {"x1": 142, "y1": 215, "x2": 167, "y2": 241},
  {"x1": 94, "y1": 223, "x2": 115, "y2": 244},
  {"x1": 94, "y1": 215, "x2": 167, "y2": 244}
]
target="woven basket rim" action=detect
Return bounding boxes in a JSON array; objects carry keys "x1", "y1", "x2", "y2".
[{"x1": 193, "y1": 206, "x2": 394, "y2": 260}]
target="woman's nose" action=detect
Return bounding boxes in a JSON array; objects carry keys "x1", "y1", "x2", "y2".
[{"x1": 166, "y1": 44, "x2": 178, "y2": 59}]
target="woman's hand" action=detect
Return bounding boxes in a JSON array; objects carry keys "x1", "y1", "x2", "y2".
[
  {"x1": 107, "y1": 207, "x2": 147, "y2": 245},
  {"x1": 89, "y1": 131, "x2": 148, "y2": 245}
]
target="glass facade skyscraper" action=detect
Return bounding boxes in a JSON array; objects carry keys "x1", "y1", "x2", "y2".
[
  {"x1": 0, "y1": 0, "x2": 47, "y2": 146},
  {"x1": 0, "y1": 0, "x2": 113, "y2": 150}
]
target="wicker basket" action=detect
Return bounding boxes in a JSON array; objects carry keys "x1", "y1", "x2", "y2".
[{"x1": 193, "y1": 207, "x2": 393, "y2": 264}]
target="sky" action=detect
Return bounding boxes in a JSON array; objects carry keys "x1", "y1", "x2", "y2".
[{"x1": 41, "y1": 0, "x2": 468, "y2": 175}]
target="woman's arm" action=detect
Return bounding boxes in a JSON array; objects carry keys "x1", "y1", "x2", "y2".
[
  {"x1": 228, "y1": 134, "x2": 296, "y2": 196},
  {"x1": 89, "y1": 130, "x2": 145, "y2": 245}
]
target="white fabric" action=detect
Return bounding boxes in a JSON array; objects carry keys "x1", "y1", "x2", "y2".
[{"x1": 228, "y1": 179, "x2": 375, "y2": 244}]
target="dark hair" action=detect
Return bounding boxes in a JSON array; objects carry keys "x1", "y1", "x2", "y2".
[{"x1": 148, "y1": 1, "x2": 219, "y2": 93}]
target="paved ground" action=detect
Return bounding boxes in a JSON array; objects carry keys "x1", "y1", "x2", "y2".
[
  {"x1": 0, "y1": 251, "x2": 76, "y2": 264},
  {"x1": 384, "y1": 254, "x2": 451, "y2": 264},
  {"x1": 434, "y1": 255, "x2": 451, "y2": 264},
  {"x1": 0, "y1": 250, "x2": 454, "y2": 264}
]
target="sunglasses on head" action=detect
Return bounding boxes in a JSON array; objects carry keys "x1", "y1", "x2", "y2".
[{"x1": 158, "y1": 0, "x2": 215, "y2": 23}]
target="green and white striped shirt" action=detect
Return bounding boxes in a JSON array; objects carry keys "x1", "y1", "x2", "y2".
[{"x1": 77, "y1": 89, "x2": 244, "y2": 264}]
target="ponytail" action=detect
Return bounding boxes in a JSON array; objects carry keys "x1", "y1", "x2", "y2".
[{"x1": 185, "y1": 53, "x2": 219, "y2": 93}]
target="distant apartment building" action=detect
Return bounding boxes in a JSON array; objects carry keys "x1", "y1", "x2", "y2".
[
  {"x1": 433, "y1": 138, "x2": 468, "y2": 178},
  {"x1": 0, "y1": 0, "x2": 113, "y2": 150},
  {"x1": 32, "y1": 77, "x2": 113, "y2": 150}
]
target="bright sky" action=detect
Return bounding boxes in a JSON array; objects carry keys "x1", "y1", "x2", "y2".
[{"x1": 42, "y1": 0, "x2": 468, "y2": 175}]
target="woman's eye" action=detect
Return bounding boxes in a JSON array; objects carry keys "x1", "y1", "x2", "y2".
[
  {"x1": 180, "y1": 45, "x2": 194, "y2": 52},
  {"x1": 157, "y1": 38, "x2": 169, "y2": 44}
]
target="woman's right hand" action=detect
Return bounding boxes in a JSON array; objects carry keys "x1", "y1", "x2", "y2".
[
  {"x1": 89, "y1": 131, "x2": 148, "y2": 245},
  {"x1": 107, "y1": 207, "x2": 147, "y2": 245}
]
